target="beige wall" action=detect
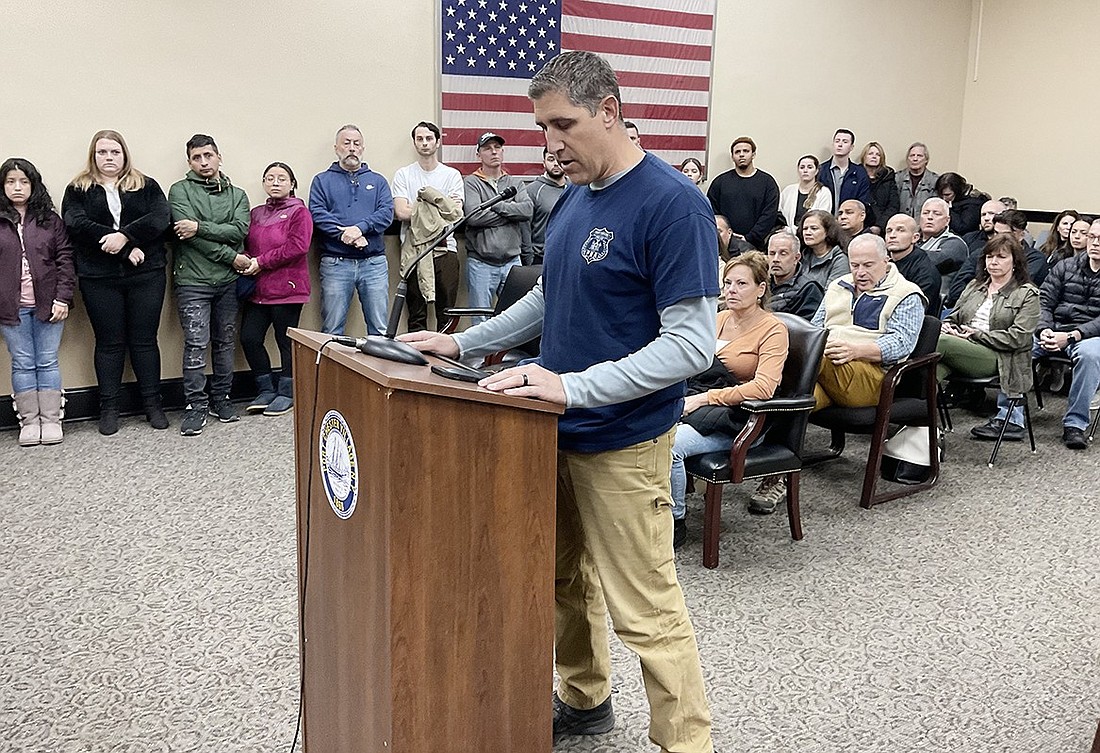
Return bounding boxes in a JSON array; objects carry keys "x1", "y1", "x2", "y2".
[
  {"x1": 958, "y1": 0, "x2": 1100, "y2": 211},
  {"x1": 1, "y1": 0, "x2": 1075, "y2": 393},
  {"x1": 707, "y1": 0, "x2": 972, "y2": 191}
]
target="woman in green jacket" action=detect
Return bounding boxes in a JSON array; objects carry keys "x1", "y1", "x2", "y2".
[{"x1": 937, "y1": 233, "x2": 1040, "y2": 441}]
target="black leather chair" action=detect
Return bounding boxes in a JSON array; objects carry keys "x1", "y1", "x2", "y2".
[
  {"x1": 441, "y1": 264, "x2": 542, "y2": 366},
  {"x1": 684, "y1": 313, "x2": 828, "y2": 569},
  {"x1": 808, "y1": 315, "x2": 943, "y2": 509}
]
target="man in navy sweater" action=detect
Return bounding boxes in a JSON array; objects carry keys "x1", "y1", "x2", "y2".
[{"x1": 817, "y1": 128, "x2": 871, "y2": 213}]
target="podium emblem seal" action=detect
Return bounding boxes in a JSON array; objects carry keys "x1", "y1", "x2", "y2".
[{"x1": 319, "y1": 410, "x2": 359, "y2": 519}]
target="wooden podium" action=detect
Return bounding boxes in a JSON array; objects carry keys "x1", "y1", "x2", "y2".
[{"x1": 288, "y1": 329, "x2": 562, "y2": 753}]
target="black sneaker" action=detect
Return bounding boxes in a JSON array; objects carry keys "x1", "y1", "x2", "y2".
[
  {"x1": 180, "y1": 405, "x2": 208, "y2": 436},
  {"x1": 1063, "y1": 426, "x2": 1088, "y2": 450},
  {"x1": 970, "y1": 418, "x2": 1023, "y2": 442},
  {"x1": 209, "y1": 397, "x2": 240, "y2": 423},
  {"x1": 552, "y1": 693, "x2": 614, "y2": 739}
]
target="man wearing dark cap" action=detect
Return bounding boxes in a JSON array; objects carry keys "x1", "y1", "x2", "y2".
[{"x1": 462, "y1": 131, "x2": 533, "y2": 322}]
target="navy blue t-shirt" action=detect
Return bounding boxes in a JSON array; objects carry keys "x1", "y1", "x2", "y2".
[{"x1": 541, "y1": 153, "x2": 720, "y2": 452}]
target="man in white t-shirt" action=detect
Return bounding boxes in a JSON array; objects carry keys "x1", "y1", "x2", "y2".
[{"x1": 392, "y1": 121, "x2": 464, "y2": 331}]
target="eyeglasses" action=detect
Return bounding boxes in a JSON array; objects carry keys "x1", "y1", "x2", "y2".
[{"x1": 263, "y1": 175, "x2": 292, "y2": 185}]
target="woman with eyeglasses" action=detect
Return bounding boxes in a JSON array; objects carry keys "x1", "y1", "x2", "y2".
[{"x1": 239, "y1": 162, "x2": 312, "y2": 416}]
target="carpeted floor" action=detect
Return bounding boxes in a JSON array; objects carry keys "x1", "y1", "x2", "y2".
[{"x1": 1, "y1": 396, "x2": 1097, "y2": 752}]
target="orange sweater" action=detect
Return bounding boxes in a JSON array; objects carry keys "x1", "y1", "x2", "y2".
[{"x1": 705, "y1": 310, "x2": 789, "y2": 406}]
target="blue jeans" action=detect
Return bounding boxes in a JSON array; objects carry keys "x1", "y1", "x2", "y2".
[
  {"x1": 177, "y1": 283, "x2": 238, "y2": 406},
  {"x1": 466, "y1": 256, "x2": 519, "y2": 324},
  {"x1": 670, "y1": 423, "x2": 733, "y2": 521},
  {"x1": 1029, "y1": 337, "x2": 1100, "y2": 430},
  {"x1": 0, "y1": 308, "x2": 64, "y2": 392},
  {"x1": 319, "y1": 255, "x2": 389, "y2": 336}
]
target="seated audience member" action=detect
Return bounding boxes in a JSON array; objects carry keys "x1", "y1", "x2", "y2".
[
  {"x1": 767, "y1": 229, "x2": 823, "y2": 319},
  {"x1": 994, "y1": 210, "x2": 1047, "y2": 285},
  {"x1": 817, "y1": 128, "x2": 870, "y2": 213},
  {"x1": 0, "y1": 158, "x2": 75, "y2": 446},
  {"x1": 948, "y1": 199, "x2": 1007, "y2": 307},
  {"x1": 309, "y1": 124, "x2": 393, "y2": 337},
  {"x1": 1034, "y1": 218, "x2": 1100, "y2": 450},
  {"x1": 885, "y1": 213, "x2": 942, "y2": 315},
  {"x1": 811, "y1": 234, "x2": 925, "y2": 410},
  {"x1": 860, "y1": 142, "x2": 900, "y2": 234},
  {"x1": 938, "y1": 233, "x2": 1040, "y2": 442},
  {"x1": 778, "y1": 155, "x2": 832, "y2": 233},
  {"x1": 1069, "y1": 217, "x2": 1091, "y2": 256},
  {"x1": 670, "y1": 251, "x2": 789, "y2": 545},
  {"x1": 463, "y1": 132, "x2": 533, "y2": 323},
  {"x1": 799, "y1": 209, "x2": 848, "y2": 289},
  {"x1": 837, "y1": 199, "x2": 870, "y2": 246},
  {"x1": 61, "y1": 129, "x2": 172, "y2": 434},
  {"x1": 680, "y1": 157, "x2": 705, "y2": 191},
  {"x1": 896, "y1": 142, "x2": 938, "y2": 218},
  {"x1": 169, "y1": 134, "x2": 251, "y2": 436},
  {"x1": 706, "y1": 136, "x2": 780, "y2": 250},
  {"x1": 1037, "y1": 209, "x2": 1081, "y2": 266},
  {"x1": 935, "y1": 172, "x2": 989, "y2": 236},
  {"x1": 919, "y1": 197, "x2": 969, "y2": 297},
  {"x1": 240, "y1": 162, "x2": 312, "y2": 417}
]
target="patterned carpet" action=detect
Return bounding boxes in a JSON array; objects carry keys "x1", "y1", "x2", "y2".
[{"x1": 1, "y1": 396, "x2": 1097, "y2": 752}]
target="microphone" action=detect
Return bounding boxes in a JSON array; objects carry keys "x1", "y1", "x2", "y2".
[{"x1": 359, "y1": 184, "x2": 521, "y2": 365}]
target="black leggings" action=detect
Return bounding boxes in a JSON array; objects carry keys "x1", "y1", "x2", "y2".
[
  {"x1": 79, "y1": 271, "x2": 166, "y2": 403},
  {"x1": 240, "y1": 301, "x2": 303, "y2": 378}
]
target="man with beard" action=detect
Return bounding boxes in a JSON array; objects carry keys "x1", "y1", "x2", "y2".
[
  {"x1": 309, "y1": 124, "x2": 394, "y2": 336},
  {"x1": 706, "y1": 136, "x2": 780, "y2": 250},
  {"x1": 885, "y1": 213, "x2": 941, "y2": 315},
  {"x1": 392, "y1": 121, "x2": 464, "y2": 331},
  {"x1": 837, "y1": 199, "x2": 870, "y2": 242},
  {"x1": 521, "y1": 147, "x2": 567, "y2": 265},
  {"x1": 766, "y1": 228, "x2": 822, "y2": 319}
]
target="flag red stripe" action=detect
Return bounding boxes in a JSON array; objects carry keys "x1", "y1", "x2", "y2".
[
  {"x1": 561, "y1": 32, "x2": 712, "y2": 62},
  {"x1": 447, "y1": 129, "x2": 707, "y2": 152},
  {"x1": 444, "y1": 94, "x2": 708, "y2": 122},
  {"x1": 563, "y1": 0, "x2": 713, "y2": 31},
  {"x1": 616, "y1": 70, "x2": 711, "y2": 92}
]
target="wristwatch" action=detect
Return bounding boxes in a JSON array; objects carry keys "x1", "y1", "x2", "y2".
[{"x1": 1067, "y1": 332, "x2": 1081, "y2": 344}]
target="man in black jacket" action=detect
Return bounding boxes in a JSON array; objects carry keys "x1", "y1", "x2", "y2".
[
  {"x1": 706, "y1": 136, "x2": 780, "y2": 250},
  {"x1": 1036, "y1": 220, "x2": 1100, "y2": 449},
  {"x1": 886, "y1": 214, "x2": 941, "y2": 315},
  {"x1": 948, "y1": 199, "x2": 1006, "y2": 307},
  {"x1": 766, "y1": 229, "x2": 822, "y2": 319}
]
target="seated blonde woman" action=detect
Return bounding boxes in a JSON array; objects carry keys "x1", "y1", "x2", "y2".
[
  {"x1": 670, "y1": 251, "x2": 790, "y2": 547},
  {"x1": 937, "y1": 233, "x2": 1040, "y2": 441}
]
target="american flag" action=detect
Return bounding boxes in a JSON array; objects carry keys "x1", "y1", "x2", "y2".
[{"x1": 440, "y1": 0, "x2": 716, "y2": 176}]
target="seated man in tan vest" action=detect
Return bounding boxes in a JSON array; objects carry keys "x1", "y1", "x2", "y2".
[{"x1": 810, "y1": 234, "x2": 926, "y2": 409}]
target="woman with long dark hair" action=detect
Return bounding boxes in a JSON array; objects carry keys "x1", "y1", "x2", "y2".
[
  {"x1": 938, "y1": 233, "x2": 1039, "y2": 441},
  {"x1": 0, "y1": 158, "x2": 75, "y2": 446},
  {"x1": 935, "y1": 172, "x2": 989, "y2": 236},
  {"x1": 679, "y1": 157, "x2": 705, "y2": 191},
  {"x1": 798, "y1": 209, "x2": 848, "y2": 289},
  {"x1": 1038, "y1": 209, "x2": 1080, "y2": 265},
  {"x1": 778, "y1": 155, "x2": 832, "y2": 233},
  {"x1": 63, "y1": 130, "x2": 171, "y2": 434},
  {"x1": 240, "y1": 162, "x2": 312, "y2": 416}
]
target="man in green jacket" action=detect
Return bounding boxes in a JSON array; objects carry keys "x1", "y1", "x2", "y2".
[{"x1": 168, "y1": 134, "x2": 251, "y2": 436}]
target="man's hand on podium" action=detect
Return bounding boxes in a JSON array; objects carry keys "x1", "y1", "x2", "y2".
[
  {"x1": 481, "y1": 364, "x2": 565, "y2": 405},
  {"x1": 397, "y1": 330, "x2": 460, "y2": 358}
]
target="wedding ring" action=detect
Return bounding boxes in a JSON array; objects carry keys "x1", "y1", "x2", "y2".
[{"x1": 521, "y1": 373, "x2": 529, "y2": 387}]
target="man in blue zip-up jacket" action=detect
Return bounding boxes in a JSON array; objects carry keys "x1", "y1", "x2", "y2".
[
  {"x1": 816, "y1": 128, "x2": 871, "y2": 214},
  {"x1": 308, "y1": 124, "x2": 394, "y2": 336}
]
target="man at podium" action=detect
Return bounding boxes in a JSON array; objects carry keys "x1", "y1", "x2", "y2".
[{"x1": 401, "y1": 51, "x2": 718, "y2": 753}]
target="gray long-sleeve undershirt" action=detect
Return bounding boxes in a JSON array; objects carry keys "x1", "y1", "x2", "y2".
[{"x1": 453, "y1": 279, "x2": 717, "y2": 409}]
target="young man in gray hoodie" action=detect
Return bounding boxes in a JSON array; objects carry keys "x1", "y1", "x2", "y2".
[
  {"x1": 462, "y1": 132, "x2": 533, "y2": 322},
  {"x1": 520, "y1": 148, "x2": 567, "y2": 266}
]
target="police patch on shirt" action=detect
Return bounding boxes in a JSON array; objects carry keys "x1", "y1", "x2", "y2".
[
  {"x1": 319, "y1": 410, "x2": 359, "y2": 520},
  {"x1": 580, "y1": 227, "x2": 614, "y2": 265}
]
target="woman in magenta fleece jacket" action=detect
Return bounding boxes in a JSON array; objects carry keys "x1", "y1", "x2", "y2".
[{"x1": 240, "y1": 162, "x2": 312, "y2": 416}]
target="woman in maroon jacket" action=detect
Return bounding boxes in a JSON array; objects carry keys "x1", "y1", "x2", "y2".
[
  {"x1": 0, "y1": 158, "x2": 76, "y2": 446},
  {"x1": 240, "y1": 162, "x2": 312, "y2": 416}
]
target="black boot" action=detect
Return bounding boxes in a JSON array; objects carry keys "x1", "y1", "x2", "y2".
[
  {"x1": 98, "y1": 400, "x2": 120, "y2": 436},
  {"x1": 143, "y1": 396, "x2": 169, "y2": 430}
]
